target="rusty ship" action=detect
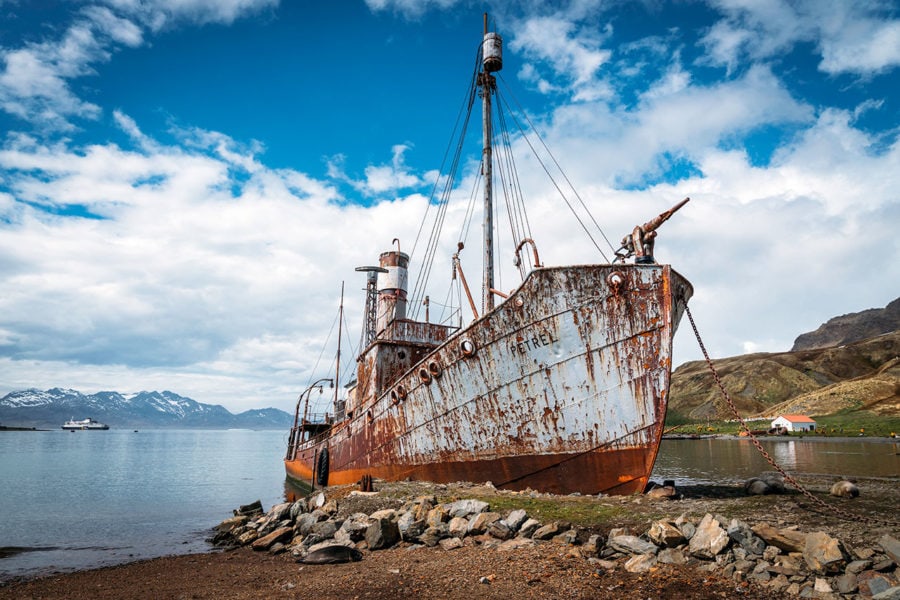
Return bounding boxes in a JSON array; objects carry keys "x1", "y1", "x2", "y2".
[{"x1": 285, "y1": 17, "x2": 693, "y2": 496}]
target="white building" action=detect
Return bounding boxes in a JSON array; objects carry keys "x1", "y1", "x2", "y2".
[{"x1": 771, "y1": 414, "x2": 816, "y2": 433}]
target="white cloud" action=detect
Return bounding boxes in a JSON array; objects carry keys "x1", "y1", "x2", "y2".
[
  {"x1": 701, "y1": 0, "x2": 900, "y2": 76},
  {"x1": 363, "y1": 0, "x2": 461, "y2": 19}
]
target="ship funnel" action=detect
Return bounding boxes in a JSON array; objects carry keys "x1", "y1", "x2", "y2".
[{"x1": 376, "y1": 249, "x2": 409, "y2": 333}]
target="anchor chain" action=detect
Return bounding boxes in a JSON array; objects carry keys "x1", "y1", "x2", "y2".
[{"x1": 685, "y1": 305, "x2": 900, "y2": 527}]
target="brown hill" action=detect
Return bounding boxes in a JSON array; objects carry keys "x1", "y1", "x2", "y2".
[
  {"x1": 669, "y1": 330, "x2": 900, "y2": 420},
  {"x1": 791, "y1": 297, "x2": 900, "y2": 351}
]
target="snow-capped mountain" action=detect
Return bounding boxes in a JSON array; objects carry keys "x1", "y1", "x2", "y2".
[{"x1": 0, "y1": 388, "x2": 292, "y2": 429}]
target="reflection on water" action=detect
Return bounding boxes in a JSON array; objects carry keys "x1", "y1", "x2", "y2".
[{"x1": 652, "y1": 437, "x2": 900, "y2": 486}]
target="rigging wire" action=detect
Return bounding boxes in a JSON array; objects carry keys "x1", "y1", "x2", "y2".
[{"x1": 498, "y1": 73, "x2": 618, "y2": 259}]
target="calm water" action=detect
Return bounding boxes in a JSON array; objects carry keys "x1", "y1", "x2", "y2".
[{"x1": 1, "y1": 431, "x2": 898, "y2": 580}]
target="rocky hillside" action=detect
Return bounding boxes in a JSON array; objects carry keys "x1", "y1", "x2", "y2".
[
  {"x1": 669, "y1": 298, "x2": 900, "y2": 421},
  {"x1": 792, "y1": 297, "x2": 900, "y2": 351},
  {"x1": 0, "y1": 388, "x2": 293, "y2": 429}
]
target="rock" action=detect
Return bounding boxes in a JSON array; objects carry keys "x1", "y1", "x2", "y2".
[
  {"x1": 236, "y1": 529, "x2": 259, "y2": 545},
  {"x1": 624, "y1": 553, "x2": 658, "y2": 573},
  {"x1": 518, "y1": 518, "x2": 540, "y2": 538},
  {"x1": 289, "y1": 500, "x2": 307, "y2": 519},
  {"x1": 311, "y1": 492, "x2": 325, "y2": 509},
  {"x1": 646, "y1": 485, "x2": 677, "y2": 499},
  {"x1": 397, "y1": 512, "x2": 426, "y2": 541},
  {"x1": 235, "y1": 500, "x2": 264, "y2": 517},
  {"x1": 531, "y1": 521, "x2": 570, "y2": 541},
  {"x1": 846, "y1": 559, "x2": 872, "y2": 574},
  {"x1": 336, "y1": 519, "x2": 369, "y2": 544},
  {"x1": 365, "y1": 518, "x2": 400, "y2": 550},
  {"x1": 834, "y1": 573, "x2": 858, "y2": 594},
  {"x1": 873, "y1": 587, "x2": 900, "y2": 600},
  {"x1": 803, "y1": 531, "x2": 846, "y2": 575},
  {"x1": 752, "y1": 523, "x2": 807, "y2": 553},
  {"x1": 607, "y1": 534, "x2": 658, "y2": 556},
  {"x1": 830, "y1": 480, "x2": 860, "y2": 498},
  {"x1": 648, "y1": 520, "x2": 685, "y2": 548},
  {"x1": 657, "y1": 548, "x2": 687, "y2": 565},
  {"x1": 487, "y1": 520, "x2": 512, "y2": 540},
  {"x1": 215, "y1": 515, "x2": 248, "y2": 533},
  {"x1": 727, "y1": 519, "x2": 766, "y2": 556},
  {"x1": 310, "y1": 520, "x2": 337, "y2": 540},
  {"x1": 251, "y1": 526, "x2": 293, "y2": 551},
  {"x1": 874, "y1": 558, "x2": 896, "y2": 571},
  {"x1": 267, "y1": 502, "x2": 293, "y2": 523},
  {"x1": 502, "y1": 509, "x2": 528, "y2": 532},
  {"x1": 448, "y1": 516, "x2": 469, "y2": 538},
  {"x1": 299, "y1": 544, "x2": 362, "y2": 564},
  {"x1": 813, "y1": 577, "x2": 833, "y2": 593},
  {"x1": 878, "y1": 534, "x2": 900, "y2": 565},
  {"x1": 688, "y1": 514, "x2": 730, "y2": 559},
  {"x1": 439, "y1": 537, "x2": 464, "y2": 551},
  {"x1": 582, "y1": 534, "x2": 603, "y2": 557},
  {"x1": 445, "y1": 499, "x2": 489, "y2": 518},
  {"x1": 369, "y1": 509, "x2": 397, "y2": 521},
  {"x1": 859, "y1": 571, "x2": 899, "y2": 597},
  {"x1": 419, "y1": 524, "x2": 449, "y2": 547},
  {"x1": 468, "y1": 512, "x2": 501, "y2": 535},
  {"x1": 425, "y1": 506, "x2": 449, "y2": 528}
]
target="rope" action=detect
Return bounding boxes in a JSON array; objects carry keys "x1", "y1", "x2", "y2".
[{"x1": 685, "y1": 305, "x2": 900, "y2": 527}]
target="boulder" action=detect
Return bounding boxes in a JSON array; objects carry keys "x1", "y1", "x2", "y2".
[
  {"x1": 608, "y1": 534, "x2": 658, "y2": 556},
  {"x1": 251, "y1": 526, "x2": 293, "y2": 551},
  {"x1": 688, "y1": 514, "x2": 730, "y2": 559},
  {"x1": 425, "y1": 506, "x2": 449, "y2": 528},
  {"x1": 215, "y1": 515, "x2": 248, "y2": 533},
  {"x1": 397, "y1": 512, "x2": 426, "y2": 541},
  {"x1": 487, "y1": 520, "x2": 512, "y2": 540},
  {"x1": 803, "y1": 531, "x2": 846, "y2": 575},
  {"x1": 532, "y1": 521, "x2": 570, "y2": 541},
  {"x1": 752, "y1": 523, "x2": 807, "y2": 553},
  {"x1": 468, "y1": 512, "x2": 501, "y2": 535},
  {"x1": 502, "y1": 509, "x2": 528, "y2": 532},
  {"x1": 518, "y1": 518, "x2": 541, "y2": 538},
  {"x1": 624, "y1": 554, "x2": 658, "y2": 573},
  {"x1": 365, "y1": 518, "x2": 400, "y2": 550},
  {"x1": 657, "y1": 548, "x2": 687, "y2": 565},
  {"x1": 445, "y1": 499, "x2": 489, "y2": 518},
  {"x1": 419, "y1": 524, "x2": 449, "y2": 547},
  {"x1": 438, "y1": 537, "x2": 464, "y2": 551},
  {"x1": 448, "y1": 516, "x2": 469, "y2": 538},
  {"x1": 878, "y1": 534, "x2": 900, "y2": 565},
  {"x1": 648, "y1": 520, "x2": 685, "y2": 548}
]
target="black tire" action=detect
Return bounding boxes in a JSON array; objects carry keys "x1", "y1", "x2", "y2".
[{"x1": 316, "y1": 447, "x2": 329, "y2": 487}]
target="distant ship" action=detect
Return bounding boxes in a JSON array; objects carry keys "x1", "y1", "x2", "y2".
[
  {"x1": 62, "y1": 418, "x2": 109, "y2": 431},
  {"x1": 284, "y1": 16, "x2": 692, "y2": 495}
]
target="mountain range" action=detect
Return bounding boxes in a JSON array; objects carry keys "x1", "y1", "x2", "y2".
[{"x1": 0, "y1": 388, "x2": 293, "y2": 429}]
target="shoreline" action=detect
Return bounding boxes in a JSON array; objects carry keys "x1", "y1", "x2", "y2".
[{"x1": 2, "y1": 475, "x2": 897, "y2": 599}]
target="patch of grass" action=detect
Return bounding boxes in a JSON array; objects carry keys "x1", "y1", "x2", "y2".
[
  {"x1": 437, "y1": 494, "x2": 628, "y2": 527},
  {"x1": 666, "y1": 413, "x2": 900, "y2": 438}
]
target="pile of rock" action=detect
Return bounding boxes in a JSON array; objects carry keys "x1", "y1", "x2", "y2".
[{"x1": 212, "y1": 492, "x2": 900, "y2": 598}]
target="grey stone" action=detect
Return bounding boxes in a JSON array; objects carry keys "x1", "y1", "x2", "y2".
[
  {"x1": 689, "y1": 514, "x2": 730, "y2": 559},
  {"x1": 532, "y1": 521, "x2": 570, "y2": 541},
  {"x1": 497, "y1": 538, "x2": 535, "y2": 551},
  {"x1": 873, "y1": 586, "x2": 900, "y2": 600},
  {"x1": 289, "y1": 499, "x2": 307, "y2": 520},
  {"x1": 502, "y1": 509, "x2": 528, "y2": 532},
  {"x1": 419, "y1": 524, "x2": 449, "y2": 547},
  {"x1": 846, "y1": 559, "x2": 872, "y2": 574},
  {"x1": 369, "y1": 509, "x2": 397, "y2": 521},
  {"x1": 397, "y1": 512, "x2": 426, "y2": 541},
  {"x1": 834, "y1": 573, "x2": 858, "y2": 594},
  {"x1": 425, "y1": 505, "x2": 449, "y2": 528},
  {"x1": 859, "y1": 571, "x2": 898, "y2": 597},
  {"x1": 365, "y1": 518, "x2": 400, "y2": 550},
  {"x1": 582, "y1": 534, "x2": 603, "y2": 557},
  {"x1": 608, "y1": 534, "x2": 658, "y2": 555},
  {"x1": 804, "y1": 531, "x2": 846, "y2": 575},
  {"x1": 879, "y1": 535, "x2": 900, "y2": 566},
  {"x1": 251, "y1": 526, "x2": 293, "y2": 551},
  {"x1": 310, "y1": 520, "x2": 337, "y2": 539},
  {"x1": 487, "y1": 520, "x2": 512, "y2": 540},
  {"x1": 445, "y1": 499, "x2": 489, "y2": 518},
  {"x1": 518, "y1": 518, "x2": 540, "y2": 539},
  {"x1": 752, "y1": 523, "x2": 807, "y2": 553}
]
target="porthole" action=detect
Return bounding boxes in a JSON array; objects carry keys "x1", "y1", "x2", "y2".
[
  {"x1": 397, "y1": 384, "x2": 407, "y2": 400},
  {"x1": 390, "y1": 390, "x2": 400, "y2": 405},
  {"x1": 366, "y1": 409, "x2": 374, "y2": 423},
  {"x1": 428, "y1": 361, "x2": 443, "y2": 378},
  {"x1": 418, "y1": 367, "x2": 432, "y2": 385},
  {"x1": 460, "y1": 338, "x2": 477, "y2": 357}
]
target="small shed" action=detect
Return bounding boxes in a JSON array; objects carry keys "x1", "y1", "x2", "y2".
[{"x1": 771, "y1": 414, "x2": 816, "y2": 433}]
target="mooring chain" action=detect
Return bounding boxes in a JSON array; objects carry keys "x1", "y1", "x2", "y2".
[{"x1": 685, "y1": 305, "x2": 900, "y2": 527}]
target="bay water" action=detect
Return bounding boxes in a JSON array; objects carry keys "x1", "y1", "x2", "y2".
[{"x1": 1, "y1": 430, "x2": 897, "y2": 580}]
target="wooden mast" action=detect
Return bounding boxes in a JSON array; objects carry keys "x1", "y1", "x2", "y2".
[{"x1": 480, "y1": 13, "x2": 497, "y2": 313}]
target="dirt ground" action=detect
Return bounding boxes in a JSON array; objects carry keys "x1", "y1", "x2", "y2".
[{"x1": 1, "y1": 474, "x2": 896, "y2": 600}]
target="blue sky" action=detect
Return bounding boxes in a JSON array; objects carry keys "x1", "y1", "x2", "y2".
[{"x1": 1, "y1": 0, "x2": 898, "y2": 413}]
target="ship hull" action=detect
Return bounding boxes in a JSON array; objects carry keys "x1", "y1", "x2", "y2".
[{"x1": 286, "y1": 263, "x2": 692, "y2": 495}]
